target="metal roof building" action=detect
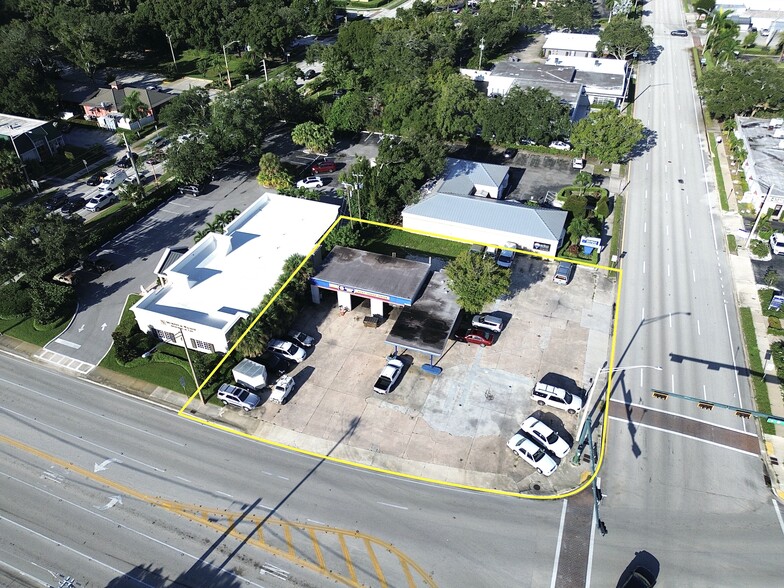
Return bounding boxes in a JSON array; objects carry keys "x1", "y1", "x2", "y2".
[
  {"x1": 402, "y1": 192, "x2": 567, "y2": 255},
  {"x1": 437, "y1": 157, "x2": 510, "y2": 199},
  {"x1": 734, "y1": 117, "x2": 784, "y2": 217}
]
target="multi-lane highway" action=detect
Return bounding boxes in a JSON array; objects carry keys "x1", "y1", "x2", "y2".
[{"x1": 592, "y1": 0, "x2": 784, "y2": 584}]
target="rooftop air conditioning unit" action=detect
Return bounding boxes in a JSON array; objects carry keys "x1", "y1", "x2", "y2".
[{"x1": 770, "y1": 118, "x2": 783, "y2": 127}]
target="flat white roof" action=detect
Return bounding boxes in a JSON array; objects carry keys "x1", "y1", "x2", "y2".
[
  {"x1": 132, "y1": 193, "x2": 339, "y2": 331},
  {"x1": 545, "y1": 55, "x2": 628, "y2": 76},
  {"x1": 543, "y1": 32, "x2": 601, "y2": 53},
  {"x1": 0, "y1": 113, "x2": 48, "y2": 138}
]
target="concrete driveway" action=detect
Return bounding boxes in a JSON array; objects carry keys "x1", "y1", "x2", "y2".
[{"x1": 40, "y1": 162, "x2": 265, "y2": 372}]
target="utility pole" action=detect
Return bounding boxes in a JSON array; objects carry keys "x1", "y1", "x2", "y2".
[
  {"x1": 478, "y1": 37, "x2": 486, "y2": 70},
  {"x1": 351, "y1": 172, "x2": 364, "y2": 220},
  {"x1": 165, "y1": 33, "x2": 177, "y2": 71},
  {"x1": 121, "y1": 132, "x2": 143, "y2": 192},
  {"x1": 178, "y1": 327, "x2": 204, "y2": 404},
  {"x1": 222, "y1": 40, "x2": 241, "y2": 90}
]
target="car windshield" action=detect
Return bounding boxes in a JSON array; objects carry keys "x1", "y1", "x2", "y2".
[
  {"x1": 532, "y1": 446, "x2": 546, "y2": 460},
  {"x1": 237, "y1": 389, "x2": 250, "y2": 401},
  {"x1": 278, "y1": 342, "x2": 293, "y2": 352},
  {"x1": 545, "y1": 431, "x2": 558, "y2": 444},
  {"x1": 563, "y1": 391, "x2": 573, "y2": 403}
]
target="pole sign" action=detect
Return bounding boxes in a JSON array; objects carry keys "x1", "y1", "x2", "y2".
[
  {"x1": 580, "y1": 236, "x2": 601, "y2": 255},
  {"x1": 769, "y1": 295, "x2": 784, "y2": 311}
]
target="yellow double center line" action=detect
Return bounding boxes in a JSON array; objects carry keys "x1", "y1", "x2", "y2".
[{"x1": 0, "y1": 433, "x2": 437, "y2": 587}]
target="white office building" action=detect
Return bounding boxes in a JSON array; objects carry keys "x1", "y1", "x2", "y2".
[{"x1": 132, "y1": 193, "x2": 340, "y2": 353}]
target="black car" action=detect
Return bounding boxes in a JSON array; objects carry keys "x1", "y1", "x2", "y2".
[
  {"x1": 83, "y1": 255, "x2": 115, "y2": 273},
  {"x1": 304, "y1": 69, "x2": 317, "y2": 80},
  {"x1": 86, "y1": 172, "x2": 106, "y2": 186},
  {"x1": 670, "y1": 29, "x2": 688, "y2": 37},
  {"x1": 502, "y1": 148, "x2": 517, "y2": 159},
  {"x1": 258, "y1": 350, "x2": 292, "y2": 377},
  {"x1": 43, "y1": 191, "x2": 68, "y2": 211},
  {"x1": 117, "y1": 152, "x2": 139, "y2": 168},
  {"x1": 61, "y1": 197, "x2": 86, "y2": 215}
]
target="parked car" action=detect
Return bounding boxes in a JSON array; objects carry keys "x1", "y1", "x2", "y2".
[
  {"x1": 520, "y1": 416, "x2": 570, "y2": 458},
  {"x1": 502, "y1": 148, "x2": 517, "y2": 159},
  {"x1": 304, "y1": 69, "x2": 317, "y2": 80},
  {"x1": 217, "y1": 383, "x2": 261, "y2": 411},
  {"x1": 471, "y1": 314, "x2": 504, "y2": 333},
  {"x1": 117, "y1": 152, "x2": 139, "y2": 168},
  {"x1": 519, "y1": 138, "x2": 535, "y2": 146},
  {"x1": 145, "y1": 154, "x2": 163, "y2": 165},
  {"x1": 61, "y1": 197, "x2": 87, "y2": 215},
  {"x1": 549, "y1": 140, "x2": 572, "y2": 151},
  {"x1": 670, "y1": 29, "x2": 688, "y2": 37},
  {"x1": 572, "y1": 157, "x2": 585, "y2": 169},
  {"x1": 532, "y1": 381, "x2": 583, "y2": 414},
  {"x1": 178, "y1": 183, "x2": 206, "y2": 196},
  {"x1": 373, "y1": 358, "x2": 404, "y2": 394},
  {"x1": 269, "y1": 374, "x2": 295, "y2": 404},
  {"x1": 485, "y1": 246, "x2": 498, "y2": 261},
  {"x1": 86, "y1": 171, "x2": 107, "y2": 186},
  {"x1": 296, "y1": 176, "x2": 324, "y2": 189},
  {"x1": 43, "y1": 191, "x2": 68, "y2": 212},
  {"x1": 83, "y1": 255, "x2": 115, "y2": 273},
  {"x1": 85, "y1": 191, "x2": 118, "y2": 212},
  {"x1": 258, "y1": 350, "x2": 292, "y2": 376},
  {"x1": 507, "y1": 433, "x2": 557, "y2": 476},
  {"x1": 553, "y1": 261, "x2": 575, "y2": 285},
  {"x1": 52, "y1": 266, "x2": 81, "y2": 285},
  {"x1": 497, "y1": 242, "x2": 517, "y2": 268},
  {"x1": 125, "y1": 173, "x2": 142, "y2": 185},
  {"x1": 268, "y1": 339, "x2": 307, "y2": 363},
  {"x1": 288, "y1": 330, "x2": 314, "y2": 348},
  {"x1": 470, "y1": 244, "x2": 486, "y2": 256},
  {"x1": 148, "y1": 136, "x2": 169, "y2": 149},
  {"x1": 770, "y1": 233, "x2": 784, "y2": 256},
  {"x1": 620, "y1": 566, "x2": 657, "y2": 588},
  {"x1": 311, "y1": 159, "x2": 336, "y2": 174},
  {"x1": 454, "y1": 328, "x2": 496, "y2": 347}
]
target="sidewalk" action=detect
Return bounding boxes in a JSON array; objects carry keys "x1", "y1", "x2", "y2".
[{"x1": 714, "y1": 128, "x2": 784, "y2": 500}]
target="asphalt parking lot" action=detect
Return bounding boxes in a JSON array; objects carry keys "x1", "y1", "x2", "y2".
[{"x1": 239, "y1": 254, "x2": 616, "y2": 493}]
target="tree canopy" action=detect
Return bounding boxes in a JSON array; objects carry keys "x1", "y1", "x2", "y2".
[
  {"x1": 598, "y1": 17, "x2": 654, "y2": 60},
  {"x1": 697, "y1": 59, "x2": 784, "y2": 119},
  {"x1": 445, "y1": 250, "x2": 511, "y2": 315},
  {"x1": 571, "y1": 108, "x2": 645, "y2": 163}
]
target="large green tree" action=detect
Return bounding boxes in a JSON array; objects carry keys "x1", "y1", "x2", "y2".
[
  {"x1": 0, "y1": 21, "x2": 57, "y2": 118},
  {"x1": 326, "y1": 91, "x2": 371, "y2": 133},
  {"x1": 256, "y1": 152, "x2": 292, "y2": 189},
  {"x1": 0, "y1": 149, "x2": 26, "y2": 190},
  {"x1": 697, "y1": 59, "x2": 784, "y2": 119},
  {"x1": 549, "y1": 0, "x2": 594, "y2": 32},
  {"x1": 165, "y1": 139, "x2": 220, "y2": 184},
  {"x1": 210, "y1": 84, "x2": 271, "y2": 160},
  {"x1": 445, "y1": 250, "x2": 511, "y2": 315},
  {"x1": 703, "y1": 8, "x2": 740, "y2": 63},
  {"x1": 477, "y1": 86, "x2": 571, "y2": 145},
  {"x1": 432, "y1": 73, "x2": 481, "y2": 141},
  {"x1": 291, "y1": 122, "x2": 334, "y2": 153},
  {"x1": 158, "y1": 87, "x2": 212, "y2": 137},
  {"x1": 570, "y1": 109, "x2": 645, "y2": 163},
  {"x1": 598, "y1": 17, "x2": 654, "y2": 60}
]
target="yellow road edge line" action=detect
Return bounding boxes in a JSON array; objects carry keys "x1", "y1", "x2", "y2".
[
  {"x1": 338, "y1": 534, "x2": 358, "y2": 585},
  {"x1": 309, "y1": 528, "x2": 326, "y2": 571},
  {"x1": 364, "y1": 537, "x2": 388, "y2": 588},
  {"x1": 400, "y1": 558, "x2": 416, "y2": 588},
  {"x1": 170, "y1": 216, "x2": 623, "y2": 501}
]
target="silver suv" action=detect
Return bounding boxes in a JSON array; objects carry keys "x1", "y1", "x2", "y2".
[{"x1": 217, "y1": 383, "x2": 261, "y2": 411}]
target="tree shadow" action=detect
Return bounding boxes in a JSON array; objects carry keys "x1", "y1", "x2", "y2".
[
  {"x1": 627, "y1": 127, "x2": 657, "y2": 160},
  {"x1": 104, "y1": 559, "x2": 246, "y2": 587},
  {"x1": 639, "y1": 44, "x2": 663, "y2": 65}
]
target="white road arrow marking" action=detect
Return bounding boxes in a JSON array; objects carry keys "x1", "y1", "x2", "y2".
[
  {"x1": 101, "y1": 323, "x2": 108, "y2": 331},
  {"x1": 95, "y1": 495, "x2": 123, "y2": 510},
  {"x1": 78, "y1": 325, "x2": 85, "y2": 333},
  {"x1": 94, "y1": 458, "x2": 121, "y2": 472}
]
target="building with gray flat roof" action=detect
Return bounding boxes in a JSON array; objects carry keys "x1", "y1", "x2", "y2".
[
  {"x1": 310, "y1": 247, "x2": 431, "y2": 316},
  {"x1": 735, "y1": 117, "x2": 784, "y2": 217},
  {"x1": 0, "y1": 113, "x2": 65, "y2": 162},
  {"x1": 403, "y1": 192, "x2": 567, "y2": 255},
  {"x1": 438, "y1": 157, "x2": 510, "y2": 199}
]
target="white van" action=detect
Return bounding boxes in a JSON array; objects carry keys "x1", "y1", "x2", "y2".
[{"x1": 98, "y1": 170, "x2": 127, "y2": 191}]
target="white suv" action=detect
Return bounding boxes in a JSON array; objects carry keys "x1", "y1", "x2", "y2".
[
  {"x1": 471, "y1": 314, "x2": 504, "y2": 333},
  {"x1": 268, "y1": 339, "x2": 307, "y2": 363},
  {"x1": 85, "y1": 191, "x2": 118, "y2": 212},
  {"x1": 532, "y1": 382, "x2": 583, "y2": 414}
]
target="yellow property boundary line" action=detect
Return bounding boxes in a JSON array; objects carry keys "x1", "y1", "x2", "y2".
[{"x1": 178, "y1": 215, "x2": 623, "y2": 500}]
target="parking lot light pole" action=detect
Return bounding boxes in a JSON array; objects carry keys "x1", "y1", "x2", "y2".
[
  {"x1": 165, "y1": 33, "x2": 177, "y2": 71},
  {"x1": 177, "y1": 328, "x2": 204, "y2": 404}
]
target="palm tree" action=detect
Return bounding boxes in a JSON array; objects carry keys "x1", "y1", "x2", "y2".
[
  {"x1": 119, "y1": 91, "x2": 149, "y2": 132},
  {"x1": 704, "y1": 9, "x2": 740, "y2": 61}
]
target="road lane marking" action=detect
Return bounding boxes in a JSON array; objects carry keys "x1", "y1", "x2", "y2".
[
  {"x1": 307, "y1": 518, "x2": 326, "y2": 526},
  {"x1": 697, "y1": 319, "x2": 701, "y2": 335},
  {"x1": 643, "y1": 261, "x2": 646, "y2": 274},
  {"x1": 669, "y1": 313, "x2": 672, "y2": 328},
  {"x1": 0, "y1": 406, "x2": 165, "y2": 472},
  {"x1": 644, "y1": 221, "x2": 647, "y2": 233},
  {"x1": 377, "y1": 501, "x2": 408, "y2": 510},
  {"x1": 703, "y1": 384, "x2": 707, "y2": 400},
  {"x1": 549, "y1": 499, "x2": 568, "y2": 588},
  {"x1": 0, "y1": 377, "x2": 186, "y2": 447},
  {"x1": 693, "y1": 268, "x2": 696, "y2": 282},
  {"x1": 667, "y1": 264, "x2": 670, "y2": 277},
  {"x1": 773, "y1": 500, "x2": 784, "y2": 537},
  {"x1": 722, "y1": 301, "x2": 745, "y2": 414},
  {"x1": 215, "y1": 490, "x2": 232, "y2": 498},
  {"x1": 339, "y1": 535, "x2": 358, "y2": 584},
  {"x1": 585, "y1": 503, "x2": 597, "y2": 588},
  {"x1": 53, "y1": 338, "x2": 81, "y2": 349},
  {"x1": 666, "y1": 224, "x2": 669, "y2": 235},
  {"x1": 176, "y1": 476, "x2": 192, "y2": 483},
  {"x1": 365, "y1": 538, "x2": 388, "y2": 588},
  {"x1": 610, "y1": 398, "x2": 756, "y2": 435},
  {"x1": 608, "y1": 417, "x2": 757, "y2": 456}
]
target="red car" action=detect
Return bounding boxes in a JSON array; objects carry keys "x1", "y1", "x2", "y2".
[
  {"x1": 454, "y1": 328, "x2": 496, "y2": 347},
  {"x1": 311, "y1": 159, "x2": 336, "y2": 174}
]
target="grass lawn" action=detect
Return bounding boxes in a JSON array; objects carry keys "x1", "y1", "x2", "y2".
[
  {"x1": 709, "y1": 134, "x2": 729, "y2": 211},
  {"x1": 362, "y1": 225, "x2": 470, "y2": 260},
  {"x1": 46, "y1": 145, "x2": 108, "y2": 180},
  {"x1": 0, "y1": 187, "x2": 32, "y2": 207},
  {"x1": 609, "y1": 194, "x2": 624, "y2": 269},
  {"x1": 727, "y1": 233, "x2": 737, "y2": 255},
  {"x1": 0, "y1": 307, "x2": 73, "y2": 347},
  {"x1": 739, "y1": 307, "x2": 775, "y2": 435}
]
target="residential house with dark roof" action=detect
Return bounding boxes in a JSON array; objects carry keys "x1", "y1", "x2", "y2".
[{"x1": 81, "y1": 81, "x2": 174, "y2": 131}]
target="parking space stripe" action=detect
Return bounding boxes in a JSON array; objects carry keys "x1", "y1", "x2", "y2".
[
  {"x1": 339, "y1": 534, "x2": 358, "y2": 584},
  {"x1": 364, "y1": 538, "x2": 388, "y2": 588},
  {"x1": 309, "y1": 529, "x2": 326, "y2": 570}
]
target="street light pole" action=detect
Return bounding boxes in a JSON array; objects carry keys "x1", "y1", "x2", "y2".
[
  {"x1": 478, "y1": 37, "x2": 486, "y2": 70},
  {"x1": 165, "y1": 33, "x2": 177, "y2": 71},
  {"x1": 223, "y1": 40, "x2": 241, "y2": 90}
]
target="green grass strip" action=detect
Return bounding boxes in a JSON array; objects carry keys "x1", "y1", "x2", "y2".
[
  {"x1": 739, "y1": 307, "x2": 775, "y2": 434},
  {"x1": 609, "y1": 194, "x2": 624, "y2": 269},
  {"x1": 709, "y1": 134, "x2": 729, "y2": 211},
  {"x1": 727, "y1": 233, "x2": 737, "y2": 255},
  {"x1": 691, "y1": 47, "x2": 703, "y2": 80}
]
